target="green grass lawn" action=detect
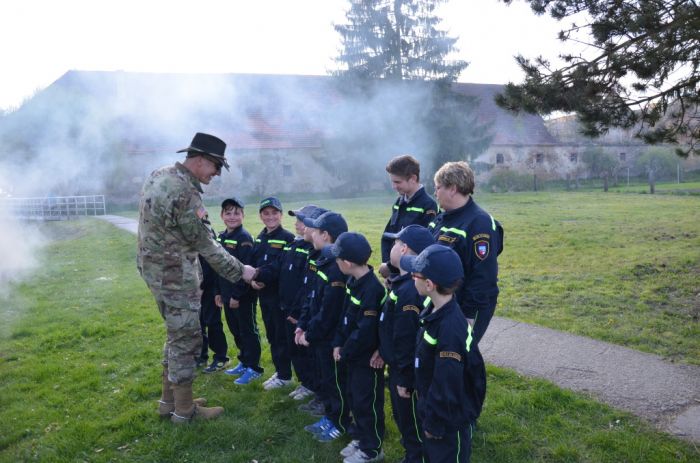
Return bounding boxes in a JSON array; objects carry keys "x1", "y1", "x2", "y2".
[{"x1": 0, "y1": 219, "x2": 698, "y2": 462}]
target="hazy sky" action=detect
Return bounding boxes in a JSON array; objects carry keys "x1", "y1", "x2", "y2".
[{"x1": 0, "y1": 0, "x2": 579, "y2": 110}]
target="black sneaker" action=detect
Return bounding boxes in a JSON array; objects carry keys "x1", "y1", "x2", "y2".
[
  {"x1": 203, "y1": 360, "x2": 228, "y2": 374},
  {"x1": 195, "y1": 357, "x2": 208, "y2": 368}
]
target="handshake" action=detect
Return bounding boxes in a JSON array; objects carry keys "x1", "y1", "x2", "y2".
[{"x1": 240, "y1": 265, "x2": 266, "y2": 290}]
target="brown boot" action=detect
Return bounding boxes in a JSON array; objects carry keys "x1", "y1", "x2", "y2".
[
  {"x1": 170, "y1": 382, "x2": 223, "y2": 424},
  {"x1": 158, "y1": 369, "x2": 207, "y2": 418}
]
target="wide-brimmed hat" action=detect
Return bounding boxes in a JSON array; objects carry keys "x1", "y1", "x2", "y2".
[{"x1": 177, "y1": 132, "x2": 230, "y2": 170}]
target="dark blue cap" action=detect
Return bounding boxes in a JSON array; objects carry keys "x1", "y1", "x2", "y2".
[
  {"x1": 302, "y1": 211, "x2": 348, "y2": 240},
  {"x1": 383, "y1": 224, "x2": 434, "y2": 254},
  {"x1": 400, "y1": 244, "x2": 464, "y2": 287},
  {"x1": 288, "y1": 204, "x2": 319, "y2": 218},
  {"x1": 259, "y1": 197, "x2": 283, "y2": 212},
  {"x1": 296, "y1": 206, "x2": 328, "y2": 223},
  {"x1": 321, "y1": 232, "x2": 372, "y2": 264},
  {"x1": 221, "y1": 197, "x2": 245, "y2": 210}
]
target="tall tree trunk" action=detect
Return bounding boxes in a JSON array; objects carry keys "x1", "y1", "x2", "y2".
[{"x1": 648, "y1": 169, "x2": 656, "y2": 194}]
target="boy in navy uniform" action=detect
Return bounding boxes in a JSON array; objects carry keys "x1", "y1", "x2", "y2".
[
  {"x1": 256, "y1": 204, "x2": 321, "y2": 400},
  {"x1": 296, "y1": 211, "x2": 351, "y2": 442},
  {"x1": 429, "y1": 161, "x2": 503, "y2": 344},
  {"x1": 216, "y1": 198, "x2": 263, "y2": 384},
  {"x1": 378, "y1": 225, "x2": 435, "y2": 463},
  {"x1": 401, "y1": 245, "x2": 486, "y2": 463},
  {"x1": 329, "y1": 232, "x2": 387, "y2": 463},
  {"x1": 250, "y1": 197, "x2": 296, "y2": 389},
  {"x1": 380, "y1": 155, "x2": 437, "y2": 280}
]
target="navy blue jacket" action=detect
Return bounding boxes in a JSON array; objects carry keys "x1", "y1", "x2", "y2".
[
  {"x1": 415, "y1": 297, "x2": 486, "y2": 437},
  {"x1": 300, "y1": 254, "x2": 347, "y2": 346},
  {"x1": 251, "y1": 226, "x2": 295, "y2": 302},
  {"x1": 257, "y1": 237, "x2": 314, "y2": 318},
  {"x1": 428, "y1": 198, "x2": 503, "y2": 318},
  {"x1": 378, "y1": 273, "x2": 422, "y2": 388},
  {"x1": 297, "y1": 250, "x2": 322, "y2": 329},
  {"x1": 333, "y1": 267, "x2": 387, "y2": 366},
  {"x1": 216, "y1": 226, "x2": 255, "y2": 302},
  {"x1": 381, "y1": 186, "x2": 438, "y2": 264}
]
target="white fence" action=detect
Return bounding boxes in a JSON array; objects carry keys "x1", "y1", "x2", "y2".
[{"x1": 0, "y1": 195, "x2": 106, "y2": 221}]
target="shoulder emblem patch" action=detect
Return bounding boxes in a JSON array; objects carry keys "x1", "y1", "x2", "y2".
[
  {"x1": 195, "y1": 206, "x2": 208, "y2": 220},
  {"x1": 472, "y1": 233, "x2": 490, "y2": 241},
  {"x1": 475, "y1": 240, "x2": 489, "y2": 260},
  {"x1": 363, "y1": 310, "x2": 378, "y2": 317},
  {"x1": 426, "y1": 209, "x2": 437, "y2": 216},
  {"x1": 402, "y1": 305, "x2": 420, "y2": 314},
  {"x1": 241, "y1": 241, "x2": 253, "y2": 247},
  {"x1": 439, "y1": 351, "x2": 462, "y2": 362},
  {"x1": 331, "y1": 281, "x2": 346, "y2": 288},
  {"x1": 438, "y1": 235, "x2": 457, "y2": 245}
]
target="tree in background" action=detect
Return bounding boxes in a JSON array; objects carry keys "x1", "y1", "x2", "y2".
[
  {"x1": 496, "y1": 0, "x2": 700, "y2": 157},
  {"x1": 582, "y1": 147, "x2": 619, "y2": 192},
  {"x1": 333, "y1": 0, "x2": 491, "y2": 174},
  {"x1": 635, "y1": 147, "x2": 680, "y2": 193}
]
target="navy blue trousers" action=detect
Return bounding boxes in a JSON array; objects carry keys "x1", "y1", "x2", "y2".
[
  {"x1": 199, "y1": 284, "x2": 228, "y2": 363},
  {"x1": 314, "y1": 345, "x2": 351, "y2": 432},
  {"x1": 259, "y1": 296, "x2": 292, "y2": 380},
  {"x1": 349, "y1": 364, "x2": 385, "y2": 459},
  {"x1": 285, "y1": 318, "x2": 315, "y2": 390},
  {"x1": 472, "y1": 296, "x2": 498, "y2": 345},
  {"x1": 388, "y1": 368, "x2": 424, "y2": 463},
  {"x1": 423, "y1": 426, "x2": 472, "y2": 463},
  {"x1": 223, "y1": 295, "x2": 262, "y2": 372}
]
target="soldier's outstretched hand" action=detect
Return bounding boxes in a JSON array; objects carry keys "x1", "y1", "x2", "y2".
[{"x1": 242, "y1": 265, "x2": 257, "y2": 283}]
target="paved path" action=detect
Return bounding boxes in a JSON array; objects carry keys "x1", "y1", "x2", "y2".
[{"x1": 98, "y1": 214, "x2": 700, "y2": 443}]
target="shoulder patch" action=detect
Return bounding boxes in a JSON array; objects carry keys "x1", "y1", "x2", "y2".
[
  {"x1": 474, "y1": 240, "x2": 489, "y2": 260},
  {"x1": 472, "y1": 233, "x2": 490, "y2": 241},
  {"x1": 438, "y1": 235, "x2": 457, "y2": 245},
  {"x1": 331, "y1": 281, "x2": 346, "y2": 288},
  {"x1": 195, "y1": 206, "x2": 208, "y2": 220},
  {"x1": 363, "y1": 310, "x2": 378, "y2": 317},
  {"x1": 402, "y1": 305, "x2": 420, "y2": 314},
  {"x1": 439, "y1": 351, "x2": 462, "y2": 362},
  {"x1": 241, "y1": 241, "x2": 253, "y2": 247},
  {"x1": 425, "y1": 209, "x2": 437, "y2": 216}
]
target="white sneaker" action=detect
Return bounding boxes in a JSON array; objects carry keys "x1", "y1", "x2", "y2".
[
  {"x1": 340, "y1": 439, "x2": 360, "y2": 457},
  {"x1": 262, "y1": 372, "x2": 278, "y2": 387},
  {"x1": 263, "y1": 377, "x2": 293, "y2": 390},
  {"x1": 343, "y1": 449, "x2": 384, "y2": 463},
  {"x1": 293, "y1": 385, "x2": 314, "y2": 400}
]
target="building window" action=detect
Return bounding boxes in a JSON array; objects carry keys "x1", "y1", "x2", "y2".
[
  {"x1": 496, "y1": 153, "x2": 504, "y2": 164},
  {"x1": 619, "y1": 152, "x2": 626, "y2": 162},
  {"x1": 535, "y1": 153, "x2": 544, "y2": 164},
  {"x1": 283, "y1": 164, "x2": 293, "y2": 177},
  {"x1": 569, "y1": 152, "x2": 578, "y2": 163}
]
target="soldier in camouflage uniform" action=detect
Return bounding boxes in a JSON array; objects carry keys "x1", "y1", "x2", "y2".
[{"x1": 137, "y1": 132, "x2": 257, "y2": 424}]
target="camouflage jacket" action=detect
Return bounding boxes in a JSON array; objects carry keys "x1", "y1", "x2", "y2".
[{"x1": 137, "y1": 162, "x2": 244, "y2": 310}]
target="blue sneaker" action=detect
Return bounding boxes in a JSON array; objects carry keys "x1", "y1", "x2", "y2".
[
  {"x1": 304, "y1": 416, "x2": 330, "y2": 434},
  {"x1": 315, "y1": 424, "x2": 342, "y2": 442},
  {"x1": 225, "y1": 363, "x2": 246, "y2": 376},
  {"x1": 234, "y1": 367, "x2": 262, "y2": 385}
]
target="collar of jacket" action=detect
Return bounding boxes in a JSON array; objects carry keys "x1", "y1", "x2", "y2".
[
  {"x1": 347, "y1": 265, "x2": 375, "y2": 289},
  {"x1": 175, "y1": 162, "x2": 203, "y2": 193},
  {"x1": 389, "y1": 272, "x2": 413, "y2": 288},
  {"x1": 422, "y1": 296, "x2": 460, "y2": 323},
  {"x1": 442, "y1": 195, "x2": 474, "y2": 218}
]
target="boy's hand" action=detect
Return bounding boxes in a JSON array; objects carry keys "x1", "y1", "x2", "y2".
[
  {"x1": 424, "y1": 430, "x2": 442, "y2": 440},
  {"x1": 214, "y1": 295, "x2": 222, "y2": 307},
  {"x1": 250, "y1": 280, "x2": 265, "y2": 290},
  {"x1": 298, "y1": 332, "x2": 310, "y2": 347},
  {"x1": 229, "y1": 298, "x2": 240, "y2": 309},
  {"x1": 369, "y1": 350, "x2": 384, "y2": 369},
  {"x1": 287, "y1": 316, "x2": 297, "y2": 324},
  {"x1": 396, "y1": 385, "x2": 411, "y2": 399},
  {"x1": 333, "y1": 347, "x2": 342, "y2": 361}
]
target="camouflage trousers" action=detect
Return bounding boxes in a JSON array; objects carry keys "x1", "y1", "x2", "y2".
[{"x1": 156, "y1": 300, "x2": 202, "y2": 384}]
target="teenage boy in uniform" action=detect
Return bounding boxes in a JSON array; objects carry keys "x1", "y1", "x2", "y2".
[
  {"x1": 378, "y1": 225, "x2": 435, "y2": 463},
  {"x1": 296, "y1": 211, "x2": 351, "y2": 442},
  {"x1": 380, "y1": 155, "x2": 437, "y2": 280},
  {"x1": 429, "y1": 161, "x2": 503, "y2": 344},
  {"x1": 216, "y1": 198, "x2": 264, "y2": 385},
  {"x1": 401, "y1": 244, "x2": 486, "y2": 463},
  {"x1": 251, "y1": 197, "x2": 296, "y2": 389},
  {"x1": 328, "y1": 232, "x2": 387, "y2": 463}
]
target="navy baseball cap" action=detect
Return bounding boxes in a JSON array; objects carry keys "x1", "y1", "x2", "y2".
[
  {"x1": 259, "y1": 197, "x2": 283, "y2": 212},
  {"x1": 383, "y1": 224, "x2": 434, "y2": 254},
  {"x1": 400, "y1": 244, "x2": 464, "y2": 287},
  {"x1": 221, "y1": 197, "x2": 245, "y2": 210},
  {"x1": 289, "y1": 204, "x2": 319, "y2": 218},
  {"x1": 321, "y1": 232, "x2": 372, "y2": 264},
  {"x1": 302, "y1": 211, "x2": 348, "y2": 240},
  {"x1": 296, "y1": 206, "x2": 328, "y2": 223}
]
